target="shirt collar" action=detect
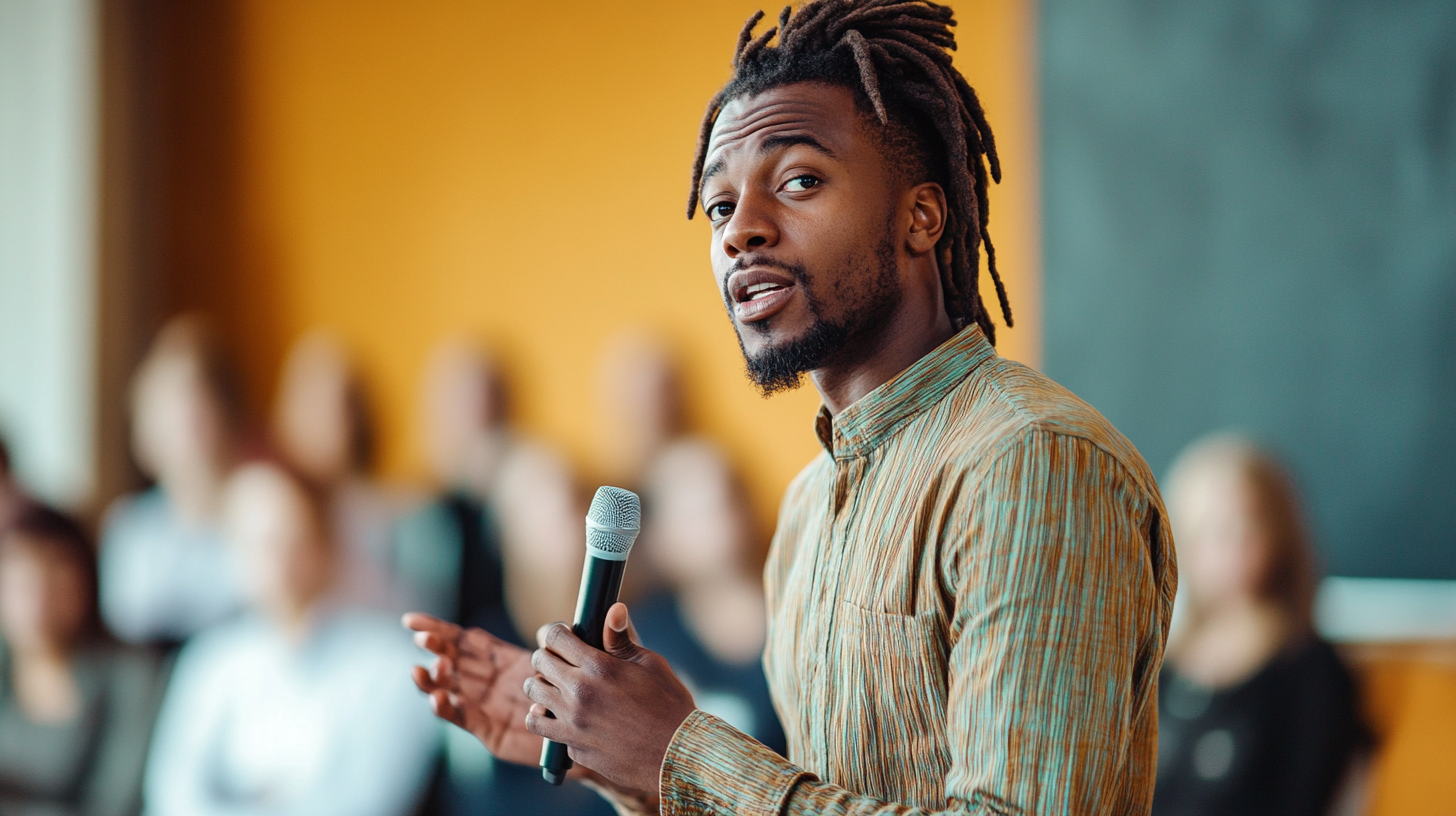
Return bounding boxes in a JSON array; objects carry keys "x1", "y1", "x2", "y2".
[{"x1": 813, "y1": 325, "x2": 997, "y2": 460}]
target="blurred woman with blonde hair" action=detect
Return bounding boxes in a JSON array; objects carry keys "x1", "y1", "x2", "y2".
[
  {"x1": 1153, "y1": 433, "x2": 1368, "y2": 816},
  {"x1": 100, "y1": 315, "x2": 248, "y2": 644}
]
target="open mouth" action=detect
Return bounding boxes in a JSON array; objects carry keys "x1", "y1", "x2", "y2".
[
  {"x1": 741, "y1": 281, "x2": 788, "y2": 302},
  {"x1": 728, "y1": 268, "x2": 798, "y2": 323}
]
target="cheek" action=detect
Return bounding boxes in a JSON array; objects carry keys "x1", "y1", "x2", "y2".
[
  {"x1": 43, "y1": 571, "x2": 90, "y2": 637},
  {"x1": 0, "y1": 567, "x2": 42, "y2": 636}
]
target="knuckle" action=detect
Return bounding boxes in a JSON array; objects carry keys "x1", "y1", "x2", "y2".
[
  {"x1": 573, "y1": 680, "x2": 597, "y2": 707},
  {"x1": 580, "y1": 656, "x2": 605, "y2": 680}
]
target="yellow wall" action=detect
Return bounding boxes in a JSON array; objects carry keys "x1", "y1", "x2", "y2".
[{"x1": 178, "y1": 0, "x2": 1040, "y2": 525}]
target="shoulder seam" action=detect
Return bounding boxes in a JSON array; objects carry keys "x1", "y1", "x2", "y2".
[{"x1": 975, "y1": 359, "x2": 1161, "y2": 501}]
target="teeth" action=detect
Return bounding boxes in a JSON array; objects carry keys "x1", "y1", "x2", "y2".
[{"x1": 745, "y1": 282, "x2": 783, "y2": 300}]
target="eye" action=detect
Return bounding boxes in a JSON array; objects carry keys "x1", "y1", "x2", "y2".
[
  {"x1": 783, "y1": 175, "x2": 821, "y2": 192},
  {"x1": 706, "y1": 200, "x2": 735, "y2": 222}
]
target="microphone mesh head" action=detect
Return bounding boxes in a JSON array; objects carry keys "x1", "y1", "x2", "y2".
[{"x1": 586, "y1": 486, "x2": 640, "y2": 558}]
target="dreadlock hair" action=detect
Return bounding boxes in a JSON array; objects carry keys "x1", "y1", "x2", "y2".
[{"x1": 687, "y1": 0, "x2": 1012, "y2": 344}]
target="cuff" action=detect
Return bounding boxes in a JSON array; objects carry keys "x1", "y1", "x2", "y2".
[{"x1": 659, "y1": 709, "x2": 809, "y2": 816}]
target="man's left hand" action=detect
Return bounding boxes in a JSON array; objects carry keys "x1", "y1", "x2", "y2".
[{"x1": 524, "y1": 602, "x2": 697, "y2": 794}]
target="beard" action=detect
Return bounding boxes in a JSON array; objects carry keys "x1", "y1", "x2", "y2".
[{"x1": 726, "y1": 229, "x2": 902, "y2": 397}]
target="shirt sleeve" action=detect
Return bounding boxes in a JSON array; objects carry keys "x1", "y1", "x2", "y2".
[{"x1": 659, "y1": 431, "x2": 1169, "y2": 815}]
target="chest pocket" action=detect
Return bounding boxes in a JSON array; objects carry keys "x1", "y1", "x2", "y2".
[{"x1": 825, "y1": 601, "x2": 952, "y2": 808}]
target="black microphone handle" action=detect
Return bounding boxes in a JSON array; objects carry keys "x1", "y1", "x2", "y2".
[{"x1": 541, "y1": 552, "x2": 628, "y2": 785}]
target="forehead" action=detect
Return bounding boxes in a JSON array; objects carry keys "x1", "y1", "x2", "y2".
[{"x1": 706, "y1": 82, "x2": 868, "y2": 168}]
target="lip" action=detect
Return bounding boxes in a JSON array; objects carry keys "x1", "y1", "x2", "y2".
[{"x1": 728, "y1": 267, "x2": 798, "y2": 324}]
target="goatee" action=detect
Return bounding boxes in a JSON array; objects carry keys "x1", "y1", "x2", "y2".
[{"x1": 727, "y1": 233, "x2": 901, "y2": 397}]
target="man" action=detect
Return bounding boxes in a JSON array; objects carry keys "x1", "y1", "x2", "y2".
[{"x1": 407, "y1": 2, "x2": 1177, "y2": 813}]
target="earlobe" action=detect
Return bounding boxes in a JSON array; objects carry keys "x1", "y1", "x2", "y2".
[{"x1": 906, "y1": 183, "x2": 947, "y2": 255}]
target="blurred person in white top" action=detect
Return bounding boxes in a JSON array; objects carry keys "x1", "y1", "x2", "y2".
[
  {"x1": 99, "y1": 316, "x2": 247, "y2": 644},
  {"x1": 273, "y1": 331, "x2": 410, "y2": 612},
  {"x1": 145, "y1": 462, "x2": 437, "y2": 816}
]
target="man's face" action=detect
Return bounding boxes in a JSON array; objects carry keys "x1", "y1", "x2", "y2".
[{"x1": 699, "y1": 82, "x2": 906, "y2": 393}]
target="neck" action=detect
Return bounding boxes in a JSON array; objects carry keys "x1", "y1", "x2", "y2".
[
  {"x1": 271, "y1": 600, "x2": 318, "y2": 642},
  {"x1": 161, "y1": 461, "x2": 228, "y2": 526},
  {"x1": 810, "y1": 301, "x2": 955, "y2": 417},
  {"x1": 10, "y1": 641, "x2": 82, "y2": 724},
  {"x1": 1170, "y1": 596, "x2": 1290, "y2": 688}
]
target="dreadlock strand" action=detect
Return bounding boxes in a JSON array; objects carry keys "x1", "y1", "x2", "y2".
[
  {"x1": 740, "y1": 25, "x2": 780, "y2": 64},
  {"x1": 951, "y1": 73, "x2": 1000, "y2": 182},
  {"x1": 686, "y1": 91, "x2": 726, "y2": 218},
  {"x1": 778, "y1": 5, "x2": 792, "y2": 35},
  {"x1": 733, "y1": 10, "x2": 766, "y2": 66},
  {"x1": 779, "y1": 0, "x2": 843, "y2": 48},
  {"x1": 936, "y1": 210, "x2": 969, "y2": 325},
  {"x1": 982, "y1": 231, "x2": 1012, "y2": 327},
  {"x1": 841, "y1": 31, "x2": 887, "y2": 123}
]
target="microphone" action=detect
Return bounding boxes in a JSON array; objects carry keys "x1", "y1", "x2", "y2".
[{"x1": 540, "y1": 486, "x2": 641, "y2": 786}]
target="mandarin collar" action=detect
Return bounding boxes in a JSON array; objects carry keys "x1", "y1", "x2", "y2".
[{"x1": 812, "y1": 325, "x2": 997, "y2": 460}]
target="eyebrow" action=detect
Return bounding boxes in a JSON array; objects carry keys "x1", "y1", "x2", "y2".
[{"x1": 699, "y1": 132, "x2": 838, "y2": 203}]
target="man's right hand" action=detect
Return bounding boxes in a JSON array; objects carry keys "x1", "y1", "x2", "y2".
[{"x1": 404, "y1": 613, "x2": 542, "y2": 767}]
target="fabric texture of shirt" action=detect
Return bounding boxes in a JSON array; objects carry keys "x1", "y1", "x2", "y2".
[
  {"x1": 99, "y1": 489, "x2": 245, "y2": 645},
  {"x1": 143, "y1": 609, "x2": 439, "y2": 816},
  {"x1": 657, "y1": 326, "x2": 1177, "y2": 816}
]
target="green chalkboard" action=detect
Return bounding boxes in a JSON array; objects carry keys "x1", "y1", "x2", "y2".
[{"x1": 1040, "y1": 0, "x2": 1456, "y2": 578}]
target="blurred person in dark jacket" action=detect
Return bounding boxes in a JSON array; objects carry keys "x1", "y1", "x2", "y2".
[
  {"x1": 1153, "y1": 433, "x2": 1368, "y2": 816},
  {"x1": 144, "y1": 462, "x2": 437, "y2": 816},
  {"x1": 630, "y1": 440, "x2": 786, "y2": 756},
  {"x1": 396, "y1": 339, "x2": 610, "y2": 816},
  {"x1": 99, "y1": 316, "x2": 247, "y2": 645},
  {"x1": 0, "y1": 433, "x2": 31, "y2": 528},
  {"x1": 273, "y1": 330, "x2": 411, "y2": 613},
  {"x1": 0, "y1": 504, "x2": 167, "y2": 816}
]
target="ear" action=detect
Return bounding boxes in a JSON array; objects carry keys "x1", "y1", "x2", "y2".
[{"x1": 905, "y1": 182, "x2": 947, "y2": 255}]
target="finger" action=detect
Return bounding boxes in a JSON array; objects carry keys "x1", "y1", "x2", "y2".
[
  {"x1": 412, "y1": 664, "x2": 443, "y2": 695},
  {"x1": 412, "y1": 630, "x2": 456, "y2": 657},
  {"x1": 539, "y1": 622, "x2": 598, "y2": 668},
  {"x1": 525, "y1": 703, "x2": 572, "y2": 742},
  {"x1": 531, "y1": 646, "x2": 578, "y2": 688},
  {"x1": 522, "y1": 674, "x2": 567, "y2": 711},
  {"x1": 603, "y1": 603, "x2": 644, "y2": 658},
  {"x1": 403, "y1": 613, "x2": 461, "y2": 639},
  {"x1": 429, "y1": 689, "x2": 465, "y2": 728},
  {"x1": 536, "y1": 622, "x2": 566, "y2": 649},
  {"x1": 430, "y1": 654, "x2": 457, "y2": 688}
]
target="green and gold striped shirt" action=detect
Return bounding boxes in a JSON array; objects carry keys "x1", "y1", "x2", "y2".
[{"x1": 658, "y1": 326, "x2": 1177, "y2": 815}]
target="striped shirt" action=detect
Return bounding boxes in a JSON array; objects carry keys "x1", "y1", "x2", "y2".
[{"x1": 658, "y1": 326, "x2": 1177, "y2": 815}]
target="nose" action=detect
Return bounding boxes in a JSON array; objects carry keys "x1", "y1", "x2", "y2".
[{"x1": 721, "y1": 191, "x2": 779, "y2": 259}]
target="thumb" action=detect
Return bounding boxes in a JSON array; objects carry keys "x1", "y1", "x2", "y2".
[{"x1": 603, "y1": 602, "x2": 644, "y2": 658}]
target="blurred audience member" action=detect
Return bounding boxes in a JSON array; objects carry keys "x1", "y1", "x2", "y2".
[
  {"x1": 631, "y1": 440, "x2": 786, "y2": 755},
  {"x1": 1153, "y1": 433, "x2": 1368, "y2": 816},
  {"x1": 395, "y1": 339, "x2": 515, "y2": 634},
  {"x1": 397, "y1": 339, "x2": 609, "y2": 816},
  {"x1": 100, "y1": 316, "x2": 246, "y2": 644},
  {"x1": 145, "y1": 462, "x2": 437, "y2": 816},
  {"x1": 273, "y1": 330, "x2": 406, "y2": 612},
  {"x1": 596, "y1": 330, "x2": 685, "y2": 491},
  {"x1": 0, "y1": 432, "x2": 31, "y2": 528},
  {"x1": 0, "y1": 505, "x2": 167, "y2": 816}
]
